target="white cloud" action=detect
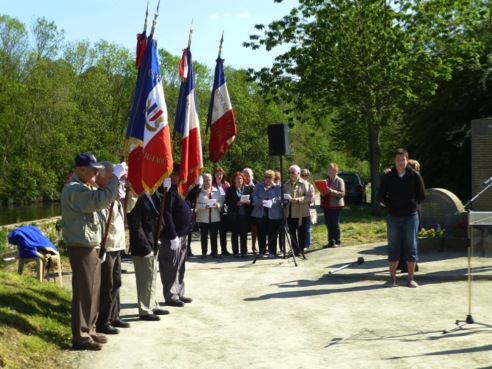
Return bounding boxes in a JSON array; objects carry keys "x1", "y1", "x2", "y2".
[{"x1": 239, "y1": 12, "x2": 250, "y2": 19}]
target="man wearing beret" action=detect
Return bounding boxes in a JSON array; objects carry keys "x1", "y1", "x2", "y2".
[{"x1": 61, "y1": 153, "x2": 126, "y2": 351}]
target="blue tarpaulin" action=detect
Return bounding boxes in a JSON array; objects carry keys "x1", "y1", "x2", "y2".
[{"x1": 8, "y1": 226, "x2": 59, "y2": 259}]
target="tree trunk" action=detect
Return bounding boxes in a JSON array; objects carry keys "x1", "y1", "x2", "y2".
[{"x1": 368, "y1": 121, "x2": 383, "y2": 214}]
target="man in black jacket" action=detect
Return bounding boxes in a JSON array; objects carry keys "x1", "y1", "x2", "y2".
[
  {"x1": 159, "y1": 163, "x2": 195, "y2": 307},
  {"x1": 378, "y1": 148, "x2": 426, "y2": 288}
]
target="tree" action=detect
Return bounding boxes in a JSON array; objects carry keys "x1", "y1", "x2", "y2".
[
  {"x1": 31, "y1": 17, "x2": 65, "y2": 61},
  {"x1": 245, "y1": 0, "x2": 486, "y2": 212}
]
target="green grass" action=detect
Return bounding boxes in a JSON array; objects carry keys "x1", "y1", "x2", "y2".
[
  {"x1": 311, "y1": 203, "x2": 387, "y2": 247},
  {"x1": 0, "y1": 270, "x2": 72, "y2": 369}
]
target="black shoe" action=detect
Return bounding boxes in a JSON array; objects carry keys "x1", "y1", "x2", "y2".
[
  {"x1": 165, "y1": 299, "x2": 185, "y2": 307},
  {"x1": 96, "y1": 324, "x2": 119, "y2": 335},
  {"x1": 179, "y1": 296, "x2": 193, "y2": 303},
  {"x1": 241, "y1": 253, "x2": 248, "y2": 258},
  {"x1": 73, "y1": 340, "x2": 103, "y2": 351},
  {"x1": 212, "y1": 254, "x2": 222, "y2": 259},
  {"x1": 200, "y1": 255, "x2": 207, "y2": 259},
  {"x1": 153, "y1": 308, "x2": 170, "y2": 315},
  {"x1": 139, "y1": 314, "x2": 160, "y2": 321},
  {"x1": 222, "y1": 250, "x2": 231, "y2": 256},
  {"x1": 111, "y1": 319, "x2": 130, "y2": 328}
]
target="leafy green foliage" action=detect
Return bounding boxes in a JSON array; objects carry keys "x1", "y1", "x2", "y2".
[{"x1": 245, "y1": 0, "x2": 488, "y2": 210}]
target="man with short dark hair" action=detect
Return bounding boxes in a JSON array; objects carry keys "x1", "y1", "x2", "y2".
[
  {"x1": 378, "y1": 148, "x2": 426, "y2": 288},
  {"x1": 61, "y1": 153, "x2": 126, "y2": 351}
]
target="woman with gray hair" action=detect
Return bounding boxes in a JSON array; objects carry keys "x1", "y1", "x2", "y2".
[
  {"x1": 283, "y1": 165, "x2": 313, "y2": 256},
  {"x1": 195, "y1": 173, "x2": 223, "y2": 259}
]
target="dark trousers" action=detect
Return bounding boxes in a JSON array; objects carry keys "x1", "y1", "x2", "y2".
[
  {"x1": 231, "y1": 215, "x2": 249, "y2": 255},
  {"x1": 218, "y1": 215, "x2": 229, "y2": 253},
  {"x1": 324, "y1": 207, "x2": 342, "y2": 245},
  {"x1": 68, "y1": 246, "x2": 101, "y2": 345},
  {"x1": 199, "y1": 222, "x2": 219, "y2": 255},
  {"x1": 287, "y1": 216, "x2": 309, "y2": 254},
  {"x1": 256, "y1": 217, "x2": 282, "y2": 254},
  {"x1": 159, "y1": 235, "x2": 188, "y2": 302},
  {"x1": 97, "y1": 250, "x2": 122, "y2": 327}
]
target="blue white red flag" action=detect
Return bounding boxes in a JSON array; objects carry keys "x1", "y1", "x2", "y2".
[
  {"x1": 126, "y1": 36, "x2": 173, "y2": 195},
  {"x1": 174, "y1": 46, "x2": 203, "y2": 194},
  {"x1": 206, "y1": 57, "x2": 236, "y2": 162}
]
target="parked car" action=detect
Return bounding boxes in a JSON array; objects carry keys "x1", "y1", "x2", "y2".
[{"x1": 337, "y1": 171, "x2": 367, "y2": 204}]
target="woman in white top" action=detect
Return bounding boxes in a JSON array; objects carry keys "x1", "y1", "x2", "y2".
[{"x1": 195, "y1": 174, "x2": 223, "y2": 259}]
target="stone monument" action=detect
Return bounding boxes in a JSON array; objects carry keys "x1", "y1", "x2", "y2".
[{"x1": 420, "y1": 188, "x2": 466, "y2": 237}]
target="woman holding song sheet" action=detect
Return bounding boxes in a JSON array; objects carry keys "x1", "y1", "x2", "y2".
[
  {"x1": 196, "y1": 174, "x2": 223, "y2": 259},
  {"x1": 251, "y1": 170, "x2": 283, "y2": 257},
  {"x1": 225, "y1": 172, "x2": 253, "y2": 258}
]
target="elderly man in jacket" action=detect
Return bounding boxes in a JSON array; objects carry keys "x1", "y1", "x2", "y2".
[
  {"x1": 95, "y1": 161, "x2": 138, "y2": 335},
  {"x1": 61, "y1": 153, "x2": 126, "y2": 351},
  {"x1": 283, "y1": 164, "x2": 313, "y2": 256}
]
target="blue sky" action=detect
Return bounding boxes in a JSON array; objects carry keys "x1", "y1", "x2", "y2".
[{"x1": 2, "y1": 0, "x2": 298, "y2": 70}]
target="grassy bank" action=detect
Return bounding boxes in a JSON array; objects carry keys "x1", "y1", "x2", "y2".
[{"x1": 0, "y1": 271, "x2": 72, "y2": 369}]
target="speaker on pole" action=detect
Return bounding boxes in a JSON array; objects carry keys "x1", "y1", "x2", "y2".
[{"x1": 268, "y1": 124, "x2": 290, "y2": 156}]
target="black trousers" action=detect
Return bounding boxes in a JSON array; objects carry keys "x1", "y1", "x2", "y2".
[
  {"x1": 97, "y1": 250, "x2": 122, "y2": 327},
  {"x1": 287, "y1": 216, "x2": 309, "y2": 254},
  {"x1": 199, "y1": 222, "x2": 219, "y2": 255},
  {"x1": 256, "y1": 217, "x2": 282, "y2": 254}
]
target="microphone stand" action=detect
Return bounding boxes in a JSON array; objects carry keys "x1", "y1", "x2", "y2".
[{"x1": 443, "y1": 179, "x2": 492, "y2": 334}]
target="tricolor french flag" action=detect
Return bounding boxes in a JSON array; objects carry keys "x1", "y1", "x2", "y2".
[
  {"x1": 206, "y1": 57, "x2": 237, "y2": 162},
  {"x1": 126, "y1": 35, "x2": 173, "y2": 195},
  {"x1": 174, "y1": 46, "x2": 203, "y2": 194}
]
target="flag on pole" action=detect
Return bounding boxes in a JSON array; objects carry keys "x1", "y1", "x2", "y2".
[
  {"x1": 126, "y1": 35, "x2": 173, "y2": 195},
  {"x1": 206, "y1": 57, "x2": 236, "y2": 162},
  {"x1": 174, "y1": 46, "x2": 203, "y2": 194}
]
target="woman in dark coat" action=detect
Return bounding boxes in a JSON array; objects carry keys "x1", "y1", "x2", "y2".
[{"x1": 225, "y1": 171, "x2": 253, "y2": 258}]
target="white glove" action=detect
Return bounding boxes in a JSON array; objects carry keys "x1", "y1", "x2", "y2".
[
  {"x1": 113, "y1": 162, "x2": 127, "y2": 179},
  {"x1": 163, "y1": 177, "x2": 172, "y2": 189},
  {"x1": 170, "y1": 237, "x2": 180, "y2": 251},
  {"x1": 143, "y1": 251, "x2": 154, "y2": 258},
  {"x1": 195, "y1": 175, "x2": 204, "y2": 187}
]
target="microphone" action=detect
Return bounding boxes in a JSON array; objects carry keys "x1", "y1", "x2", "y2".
[
  {"x1": 328, "y1": 257, "x2": 364, "y2": 274},
  {"x1": 484, "y1": 177, "x2": 492, "y2": 186}
]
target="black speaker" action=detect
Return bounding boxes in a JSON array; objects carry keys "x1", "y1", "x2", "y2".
[{"x1": 268, "y1": 124, "x2": 290, "y2": 156}]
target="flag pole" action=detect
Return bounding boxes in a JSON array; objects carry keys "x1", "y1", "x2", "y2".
[
  {"x1": 150, "y1": 0, "x2": 160, "y2": 37},
  {"x1": 188, "y1": 20, "x2": 194, "y2": 48},
  {"x1": 143, "y1": 0, "x2": 149, "y2": 33},
  {"x1": 218, "y1": 31, "x2": 224, "y2": 58}
]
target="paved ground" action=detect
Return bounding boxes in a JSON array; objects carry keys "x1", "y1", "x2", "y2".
[{"x1": 65, "y1": 237, "x2": 492, "y2": 369}]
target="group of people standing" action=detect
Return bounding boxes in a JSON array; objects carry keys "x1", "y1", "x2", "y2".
[
  {"x1": 62, "y1": 154, "x2": 195, "y2": 351},
  {"x1": 60, "y1": 148, "x2": 424, "y2": 352},
  {"x1": 195, "y1": 165, "x2": 326, "y2": 259}
]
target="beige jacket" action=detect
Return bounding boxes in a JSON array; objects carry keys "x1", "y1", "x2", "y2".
[{"x1": 283, "y1": 178, "x2": 312, "y2": 224}]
